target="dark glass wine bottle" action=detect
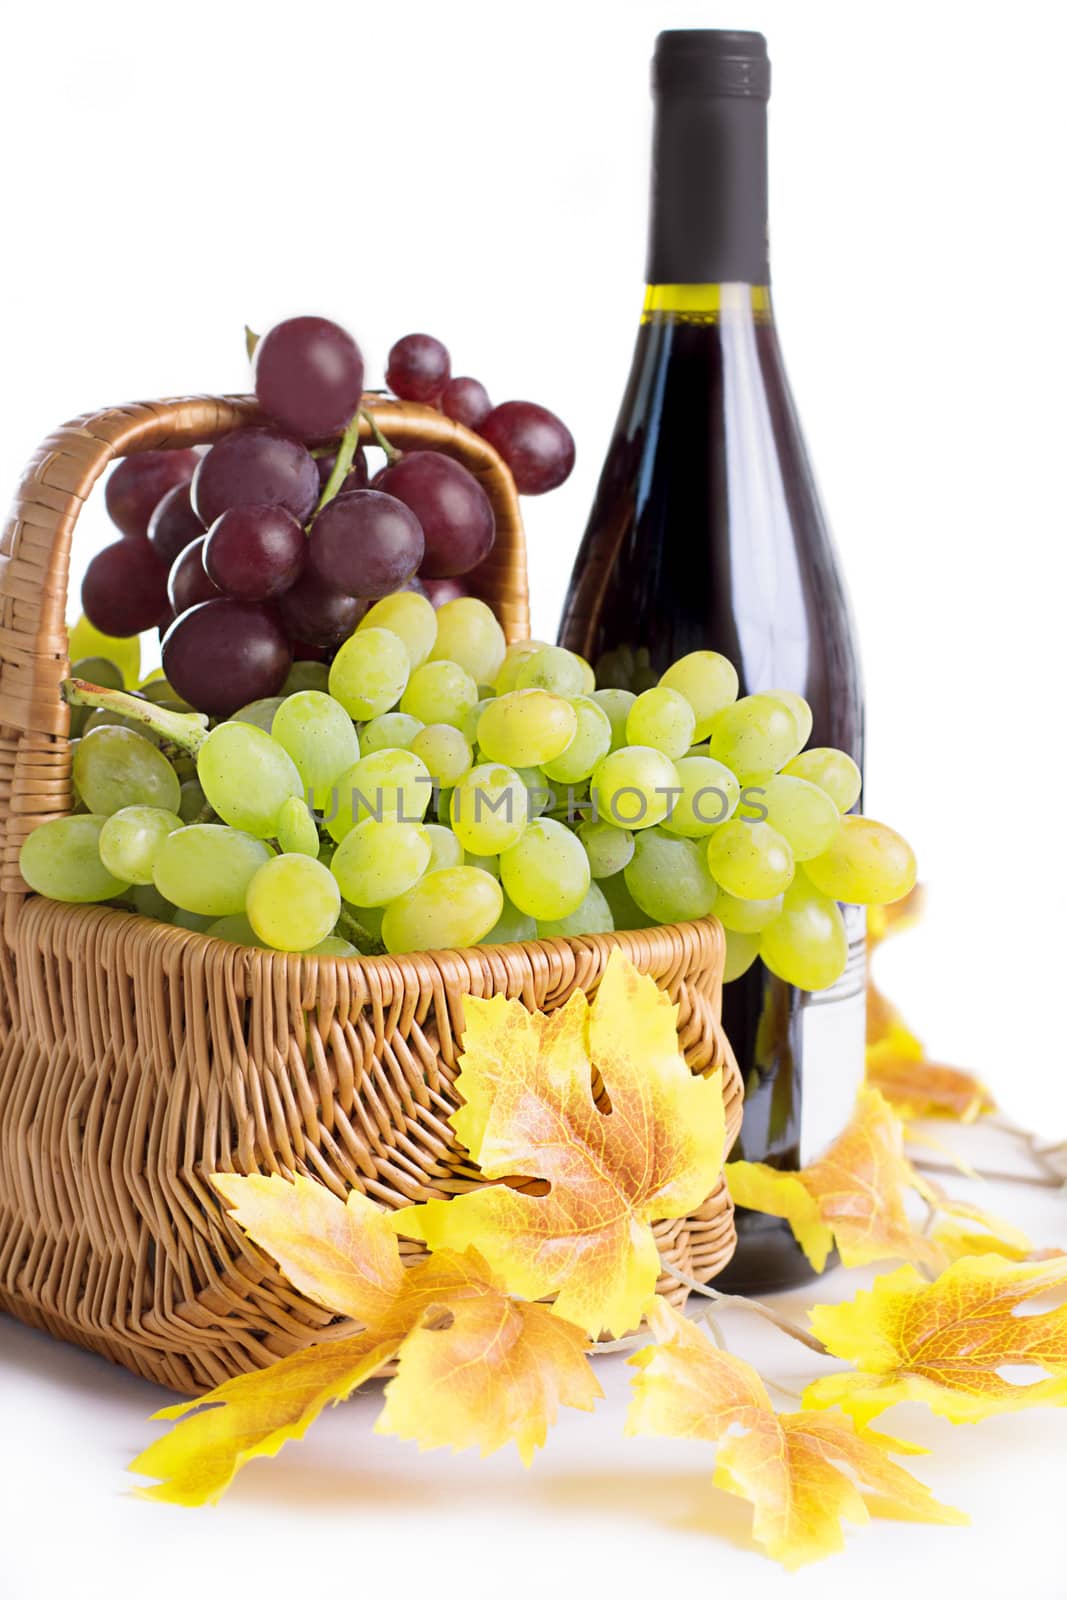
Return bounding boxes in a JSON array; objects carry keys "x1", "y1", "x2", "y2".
[{"x1": 558, "y1": 29, "x2": 866, "y2": 1292}]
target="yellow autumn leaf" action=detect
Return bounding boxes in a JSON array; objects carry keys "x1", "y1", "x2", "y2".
[
  {"x1": 377, "y1": 1248, "x2": 601, "y2": 1464},
  {"x1": 726, "y1": 1086, "x2": 942, "y2": 1272},
  {"x1": 396, "y1": 948, "x2": 726, "y2": 1337},
  {"x1": 130, "y1": 1179, "x2": 600, "y2": 1503},
  {"x1": 804, "y1": 1255, "x2": 1067, "y2": 1425},
  {"x1": 866, "y1": 885, "x2": 994, "y2": 1121},
  {"x1": 130, "y1": 1333, "x2": 400, "y2": 1506},
  {"x1": 627, "y1": 1298, "x2": 965, "y2": 1570}
]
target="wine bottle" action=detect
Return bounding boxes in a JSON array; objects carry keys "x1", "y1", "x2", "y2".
[{"x1": 558, "y1": 29, "x2": 866, "y2": 1292}]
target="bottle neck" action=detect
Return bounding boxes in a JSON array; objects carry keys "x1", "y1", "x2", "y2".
[
  {"x1": 641, "y1": 283, "x2": 772, "y2": 324},
  {"x1": 646, "y1": 91, "x2": 769, "y2": 285}
]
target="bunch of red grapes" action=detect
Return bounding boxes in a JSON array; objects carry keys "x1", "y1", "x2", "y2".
[{"x1": 80, "y1": 317, "x2": 575, "y2": 717}]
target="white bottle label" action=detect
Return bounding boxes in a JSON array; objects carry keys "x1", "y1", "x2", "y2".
[{"x1": 798, "y1": 905, "x2": 867, "y2": 1166}]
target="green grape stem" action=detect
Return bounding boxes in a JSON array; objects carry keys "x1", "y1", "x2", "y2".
[
  {"x1": 335, "y1": 907, "x2": 386, "y2": 957},
  {"x1": 315, "y1": 412, "x2": 364, "y2": 514},
  {"x1": 62, "y1": 679, "x2": 209, "y2": 756},
  {"x1": 244, "y1": 325, "x2": 260, "y2": 361},
  {"x1": 361, "y1": 409, "x2": 400, "y2": 466}
]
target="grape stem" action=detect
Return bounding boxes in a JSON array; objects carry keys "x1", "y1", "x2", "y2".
[
  {"x1": 659, "y1": 1258, "x2": 829, "y2": 1356},
  {"x1": 314, "y1": 413, "x2": 364, "y2": 514},
  {"x1": 244, "y1": 325, "x2": 260, "y2": 361},
  {"x1": 361, "y1": 409, "x2": 400, "y2": 465},
  {"x1": 335, "y1": 906, "x2": 386, "y2": 957},
  {"x1": 62, "y1": 678, "x2": 209, "y2": 757}
]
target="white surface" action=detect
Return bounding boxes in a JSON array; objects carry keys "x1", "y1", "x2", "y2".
[
  {"x1": 1, "y1": 2, "x2": 1066, "y2": 1589},
  {"x1": 2, "y1": 1145, "x2": 1064, "y2": 1600}
]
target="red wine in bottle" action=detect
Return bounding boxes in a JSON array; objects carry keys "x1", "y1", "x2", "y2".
[{"x1": 558, "y1": 30, "x2": 865, "y2": 1292}]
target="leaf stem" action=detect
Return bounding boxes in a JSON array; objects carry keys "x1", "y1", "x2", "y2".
[
  {"x1": 662, "y1": 1260, "x2": 829, "y2": 1356},
  {"x1": 62, "y1": 679, "x2": 208, "y2": 756}
]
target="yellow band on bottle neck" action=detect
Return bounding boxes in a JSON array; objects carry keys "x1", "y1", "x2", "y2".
[{"x1": 641, "y1": 284, "x2": 772, "y2": 323}]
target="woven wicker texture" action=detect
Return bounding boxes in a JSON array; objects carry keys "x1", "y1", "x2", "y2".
[{"x1": 0, "y1": 397, "x2": 741, "y2": 1395}]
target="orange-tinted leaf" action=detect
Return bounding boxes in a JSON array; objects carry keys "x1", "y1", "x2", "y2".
[
  {"x1": 397, "y1": 949, "x2": 726, "y2": 1336},
  {"x1": 805, "y1": 1255, "x2": 1067, "y2": 1424},
  {"x1": 377, "y1": 1248, "x2": 602, "y2": 1464},
  {"x1": 628, "y1": 1298, "x2": 965, "y2": 1569},
  {"x1": 727, "y1": 1087, "x2": 942, "y2": 1271}
]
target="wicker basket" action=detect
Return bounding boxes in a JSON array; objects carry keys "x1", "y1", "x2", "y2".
[{"x1": 0, "y1": 395, "x2": 742, "y2": 1396}]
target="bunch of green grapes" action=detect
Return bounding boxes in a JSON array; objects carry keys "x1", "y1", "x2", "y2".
[{"x1": 23, "y1": 593, "x2": 915, "y2": 990}]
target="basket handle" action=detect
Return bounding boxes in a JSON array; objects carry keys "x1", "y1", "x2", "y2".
[{"x1": 0, "y1": 393, "x2": 529, "y2": 894}]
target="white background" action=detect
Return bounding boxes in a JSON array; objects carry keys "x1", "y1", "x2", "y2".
[{"x1": 1, "y1": 0, "x2": 1065, "y2": 1592}]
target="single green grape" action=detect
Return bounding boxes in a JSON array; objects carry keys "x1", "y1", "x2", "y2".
[
  {"x1": 411, "y1": 723, "x2": 474, "y2": 785},
  {"x1": 72, "y1": 725, "x2": 181, "y2": 817},
  {"x1": 246, "y1": 853, "x2": 341, "y2": 952},
  {"x1": 759, "y1": 774, "x2": 842, "y2": 861},
  {"x1": 308, "y1": 935, "x2": 359, "y2": 956},
  {"x1": 20, "y1": 814, "x2": 129, "y2": 902},
  {"x1": 153, "y1": 825, "x2": 272, "y2": 917},
  {"x1": 171, "y1": 908, "x2": 215, "y2": 932},
  {"x1": 281, "y1": 660, "x2": 331, "y2": 695},
  {"x1": 706, "y1": 819, "x2": 794, "y2": 900},
  {"x1": 707, "y1": 693, "x2": 805, "y2": 781},
  {"x1": 590, "y1": 688, "x2": 637, "y2": 752},
  {"x1": 767, "y1": 689, "x2": 813, "y2": 748},
  {"x1": 325, "y1": 748, "x2": 433, "y2": 842},
  {"x1": 483, "y1": 895, "x2": 538, "y2": 945},
  {"x1": 98, "y1": 805, "x2": 182, "y2": 885},
  {"x1": 464, "y1": 851, "x2": 501, "y2": 878},
  {"x1": 275, "y1": 795, "x2": 321, "y2": 856},
  {"x1": 660, "y1": 755, "x2": 740, "y2": 838},
  {"x1": 429, "y1": 597, "x2": 507, "y2": 685},
  {"x1": 804, "y1": 816, "x2": 917, "y2": 905},
  {"x1": 400, "y1": 659, "x2": 479, "y2": 729},
  {"x1": 330, "y1": 818, "x2": 432, "y2": 906},
  {"x1": 494, "y1": 638, "x2": 550, "y2": 693},
  {"x1": 67, "y1": 613, "x2": 140, "y2": 687},
  {"x1": 358, "y1": 590, "x2": 438, "y2": 667},
  {"x1": 760, "y1": 877, "x2": 848, "y2": 990},
  {"x1": 625, "y1": 686, "x2": 696, "y2": 760},
  {"x1": 578, "y1": 817, "x2": 635, "y2": 878},
  {"x1": 477, "y1": 688, "x2": 579, "y2": 769},
  {"x1": 624, "y1": 828, "x2": 718, "y2": 923},
  {"x1": 197, "y1": 721, "x2": 302, "y2": 837},
  {"x1": 329, "y1": 627, "x2": 410, "y2": 720},
  {"x1": 713, "y1": 886, "x2": 784, "y2": 932},
  {"x1": 381, "y1": 866, "x2": 503, "y2": 953},
  {"x1": 514, "y1": 644, "x2": 587, "y2": 697},
  {"x1": 597, "y1": 869, "x2": 651, "y2": 931},
  {"x1": 271, "y1": 691, "x2": 360, "y2": 807},
  {"x1": 658, "y1": 651, "x2": 739, "y2": 739},
  {"x1": 450, "y1": 763, "x2": 530, "y2": 854},
  {"x1": 722, "y1": 927, "x2": 761, "y2": 982},
  {"x1": 500, "y1": 817, "x2": 590, "y2": 921},
  {"x1": 233, "y1": 697, "x2": 286, "y2": 732},
  {"x1": 178, "y1": 778, "x2": 208, "y2": 823},
  {"x1": 423, "y1": 823, "x2": 465, "y2": 873},
  {"x1": 131, "y1": 882, "x2": 174, "y2": 922},
  {"x1": 515, "y1": 766, "x2": 554, "y2": 818},
  {"x1": 781, "y1": 747, "x2": 862, "y2": 814},
  {"x1": 541, "y1": 697, "x2": 612, "y2": 784},
  {"x1": 590, "y1": 745, "x2": 680, "y2": 831},
  {"x1": 69, "y1": 656, "x2": 123, "y2": 736},
  {"x1": 461, "y1": 696, "x2": 494, "y2": 744},
  {"x1": 206, "y1": 913, "x2": 265, "y2": 948},
  {"x1": 360, "y1": 712, "x2": 423, "y2": 754},
  {"x1": 537, "y1": 880, "x2": 614, "y2": 938}
]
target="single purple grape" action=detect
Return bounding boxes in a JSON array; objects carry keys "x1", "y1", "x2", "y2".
[
  {"x1": 442, "y1": 377, "x2": 492, "y2": 430},
  {"x1": 105, "y1": 449, "x2": 201, "y2": 538},
  {"x1": 147, "y1": 481, "x2": 203, "y2": 567},
  {"x1": 308, "y1": 490, "x2": 424, "y2": 599},
  {"x1": 316, "y1": 445, "x2": 369, "y2": 495},
  {"x1": 192, "y1": 428, "x2": 319, "y2": 528},
  {"x1": 386, "y1": 333, "x2": 451, "y2": 404},
  {"x1": 276, "y1": 568, "x2": 368, "y2": 647},
  {"x1": 479, "y1": 401, "x2": 576, "y2": 495},
  {"x1": 253, "y1": 316, "x2": 365, "y2": 441},
  {"x1": 81, "y1": 539, "x2": 169, "y2": 636},
  {"x1": 376, "y1": 451, "x2": 495, "y2": 579},
  {"x1": 422, "y1": 576, "x2": 470, "y2": 608},
  {"x1": 168, "y1": 536, "x2": 221, "y2": 615},
  {"x1": 204, "y1": 505, "x2": 306, "y2": 601},
  {"x1": 162, "y1": 600, "x2": 292, "y2": 717}
]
